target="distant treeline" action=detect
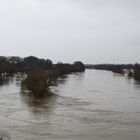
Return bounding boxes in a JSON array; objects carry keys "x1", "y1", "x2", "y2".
[
  {"x1": 0, "y1": 56, "x2": 85, "y2": 75},
  {"x1": 86, "y1": 63, "x2": 140, "y2": 81},
  {"x1": 0, "y1": 56, "x2": 53, "y2": 75},
  {"x1": 86, "y1": 64, "x2": 140, "y2": 70}
]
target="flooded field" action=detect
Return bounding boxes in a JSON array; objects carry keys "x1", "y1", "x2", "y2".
[{"x1": 0, "y1": 70, "x2": 140, "y2": 140}]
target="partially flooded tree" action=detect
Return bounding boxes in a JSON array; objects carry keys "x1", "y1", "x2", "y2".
[
  {"x1": 134, "y1": 69, "x2": 140, "y2": 81},
  {"x1": 24, "y1": 68, "x2": 54, "y2": 96}
]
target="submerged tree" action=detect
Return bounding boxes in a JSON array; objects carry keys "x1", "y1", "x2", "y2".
[
  {"x1": 24, "y1": 68, "x2": 54, "y2": 96},
  {"x1": 134, "y1": 69, "x2": 140, "y2": 81}
]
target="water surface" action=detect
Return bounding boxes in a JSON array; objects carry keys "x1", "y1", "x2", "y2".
[{"x1": 0, "y1": 70, "x2": 140, "y2": 140}]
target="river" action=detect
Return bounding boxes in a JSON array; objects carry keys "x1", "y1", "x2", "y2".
[{"x1": 0, "y1": 70, "x2": 140, "y2": 140}]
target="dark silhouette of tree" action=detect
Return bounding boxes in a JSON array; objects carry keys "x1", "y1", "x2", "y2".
[
  {"x1": 73, "y1": 61, "x2": 85, "y2": 72},
  {"x1": 53, "y1": 61, "x2": 85, "y2": 76},
  {"x1": 0, "y1": 56, "x2": 53, "y2": 75},
  {"x1": 24, "y1": 56, "x2": 53, "y2": 70}
]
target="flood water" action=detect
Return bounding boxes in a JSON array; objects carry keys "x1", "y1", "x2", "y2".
[{"x1": 0, "y1": 70, "x2": 140, "y2": 140}]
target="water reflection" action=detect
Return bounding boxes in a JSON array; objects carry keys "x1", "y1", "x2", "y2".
[
  {"x1": 0, "y1": 77, "x2": 10, "y2": 86},
  {"x1": 19, "y1": 74, "x2": 66, "y2": 109},
  {"x1": 133, "y1": 80, "x2": 140, "y2": 90},
  {"x1": 0, "y1": 74, "x2": 24, "y2": 87},
  {"x1": 1, "y1": 70, "x2": 140, "y2": 140},
  {"x1": 19, "y1": 72, "x2": 85, "y2": 116},
  {"x1": 20, "y1": 88, "x2": 58, "y2": 114},
  {"x1": 52, "y1": 75, "x2": 68, "y2": 87}
]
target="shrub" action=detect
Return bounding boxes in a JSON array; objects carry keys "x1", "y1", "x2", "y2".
[
  {"x1": 24, "y1": 68, "x2": 54, "y2": 96},
  {"x1": 134, "y1": 69, "x2": 140, "y2": 81}
]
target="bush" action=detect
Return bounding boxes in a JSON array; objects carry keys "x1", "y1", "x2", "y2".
[
  {"x1": 134, "y1": 69, "x2": 140, "y2": 81},
  {"x1": 24, "y1": 69, "x2": 54, "y2": 96}
]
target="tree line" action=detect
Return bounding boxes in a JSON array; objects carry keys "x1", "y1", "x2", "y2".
[
  {"x1": 86, "y1": 63, "x2": 140, "y2": 81},
  {"x1": 0, "y1": 56, "x2": 53, "y2": 75}
]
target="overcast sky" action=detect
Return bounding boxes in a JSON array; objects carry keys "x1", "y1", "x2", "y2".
[{"x1": 0, "y1": 0, "x2": 140, "y2": 64}]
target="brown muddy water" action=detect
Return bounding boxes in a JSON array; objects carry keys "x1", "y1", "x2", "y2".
[{"x1": 0, "y1": 70, "x2": 140, "y2": 140}]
